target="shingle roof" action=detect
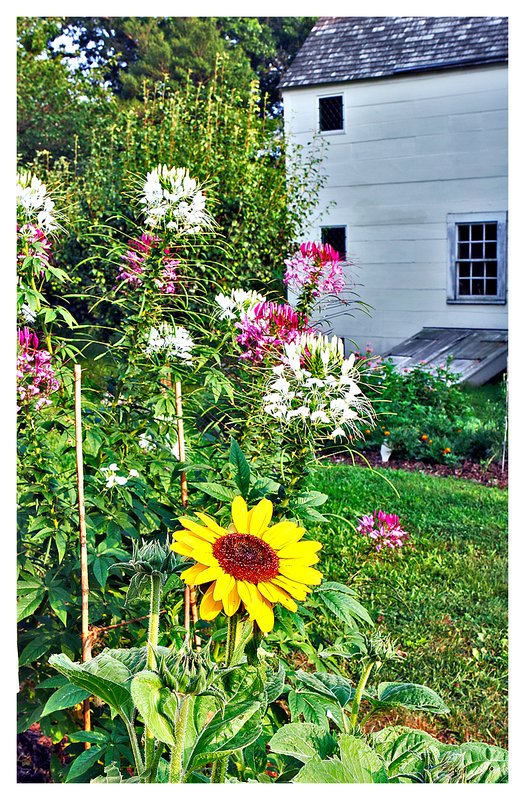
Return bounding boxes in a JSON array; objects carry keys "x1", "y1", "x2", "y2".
[{"x1": 280, "y1": 17, "x2": 508, "y2": 88}]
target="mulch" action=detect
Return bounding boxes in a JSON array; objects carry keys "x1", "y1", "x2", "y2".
[
  {"x1": 329, "y1": 450, "x2": 508, "y2": 489},
  {"x1": 16, "y1": 724, "x2": 67, "y2": 783}
]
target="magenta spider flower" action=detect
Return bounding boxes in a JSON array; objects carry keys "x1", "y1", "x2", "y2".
[
  {"x1": 154, "y1": 258, "x2": 180, "y2": 294},
  {"x1": 17, "y1": 223, "x2": 53, "y2": 277},
  {"x1": 284, "y1": 241, "x2": 346, "y2": 296},
  {"x1": 356, "y1": 510, "x2": 409, "y2": 552},
  {"x1": 235, "y1": 301, "x2": 309, "y2": 361},
  {"x1": 116, "y1": 233, "x2": 159, "y2": 287},
  {"x1": 17, "y1": 327, "x2": 60, "y2": 412}
]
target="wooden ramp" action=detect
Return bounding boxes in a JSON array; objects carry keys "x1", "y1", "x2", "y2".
[{"x1": 385, "y1": 327, "x2": 507, "y2": 385}]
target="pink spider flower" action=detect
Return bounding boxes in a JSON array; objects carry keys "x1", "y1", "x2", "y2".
[
  {"x1": 17, "y1": 223, "x2": 53, "y2": 277},
  {"x1": 17, "y1": 327, "x2": 60, "y2": 411},
  {"x1": 356, "y1": 510, "x2": 409, "y2": 552},
  {"x1": 235, "y1": 301, "x2": 309, "y2": 361},
  {"x1": 154, "y1": 258, "x2": 180, "y2": 294},
  {"x1": 116, "y1": 233, "x2": 159, "y2": 287},
  {"x1": 284, "y1": 241, "x2": 345, "y2": 296}
]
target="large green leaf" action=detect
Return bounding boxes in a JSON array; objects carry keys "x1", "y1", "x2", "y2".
[
  {"x1": 49, "y1": 647, "x2": 157, "y2": 720},
  {"x1": 457, "y1": 742, "x2": 508, "y2": 783},
  {"x1": 65, "y1": 745, "x2": 103, "y2": 783},
  {"x1": 288, "y1": 689, "x2": 341, "y2": 730},
  {"x1": 293, "y1": 755, "x2": 348, "y2": 783},
  {"x1": 130, "y1": 670, "x2": 178, "y2": 747},
  {"x1": 185, "y1": 699, "x2": 262, "y2": 772},
  {"x1": 265, "y1": 662, "x2": 286, "y2": 704},
  {"x1": 311, "y1": 672, "x2": 356, "y2": 708},
  {"x1": 190, "y1": 482, "x2": 238, "y2": 503},
  {"x1": 17, "y1": 588, "x2": 46, "y2": 622},
  {"x1": 229, "y1": 438, "x2": 251, "y2": 498},
  {"x1": 269, "y1": 722, "x2": 336, "y2": 763},
  {"x1": 41, "y1": 684, "x2": 91, "y2": 717},
  {"x1": 338, "y1": 734, "x2": 389, "y2": 783},
  {"x1": 369, "y1": 725, "x2": 442, "y2": 780},
  {"x1": 376, "y1": 682, "x2": 450, "y2": 714},
  {"x1": 314, "y1": 582, "x2": 373, "y2": 627}
]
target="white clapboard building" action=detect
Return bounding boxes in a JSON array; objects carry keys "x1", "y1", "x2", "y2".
[{"x1": 281, "y1": 16, "x2": 508, "y2": 383}]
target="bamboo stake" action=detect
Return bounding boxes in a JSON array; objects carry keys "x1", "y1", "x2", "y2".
[
  {"x1": 74, "y1": 364, "x2": 92, "y2": 746},
  {"x1": 174, "y1": 381, "x2": 201, "y2": 649}
]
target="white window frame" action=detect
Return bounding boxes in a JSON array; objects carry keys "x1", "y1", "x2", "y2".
[
  {"x1": 446, "y1": 211, "x2": 507, "y2": 304},
  {"x1": 318, "y1": 93, "x2": 345, "y2": 134}
]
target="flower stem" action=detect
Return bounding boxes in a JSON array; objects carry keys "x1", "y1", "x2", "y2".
[
  {"x1": 169, "y1": 695, "x2": 191, "y2": 783},
  {"x1": 122, "y1": 715, "x2": 145, "y2": 779},
  {"x1": 145, "y1": 573, "x2": 162, "y2": 776},
  {"x1": 349, "y1": 661, "x2": 374, "y2": 732},
  {"x1": 210, "y1": 614, "x2": 240, "y2": 783}
]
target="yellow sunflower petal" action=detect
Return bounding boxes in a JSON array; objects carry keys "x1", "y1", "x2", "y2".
[
  {"x1": 231, "y1": 496, "x2": 248, "y2": 533},
  {"x1": 273, "y1": 574, "x2": 311, "y2": 600},
  {"x1": 170, "y1": 541, "x2": 193, "y2": 556},
  {"x1": 252, "y1": 594, "x2": 275, "y2": 633},
  {"x1": 262, "y1": 521, "x2": 305, "y2": 550},
  {"x1": 222, "y1": 582, "x2": 241, "y2": 616},
  {"x1": 279, "y1": 564, "x2": 323, "y2": 585},
  {"x1": 192, "y1": 565, "x2": 223, "y2": 585},
  {"x1": 189, "y1": 547, "x2": 219, "y2": 568},
  {"x1": 200, "y1": 583, "x2": 222, "y2": 620},
  {"x1": 213, "y1": 571, "x2": 235, "y2": 601},
  {"x1": 276, "y1": 540, "x2": 322, "y2": 559},
  {"x1": 247, "y1": 498, "x2": 273, "y2": 536},
  {"x1": 179, "y1": 517, "x2": 218, "y2": 543},
  {"x1": 180, "y1": 563, "x2": 209, "y2": 584},
  {"x1": 194, "y1": 512, "x2": 228, "y2": 537},
  {"x1": 279, "y1": 554, "x2": 319, "y2": 568},
  {"x1": 258, "y1": 580, "x2": 298, "y2": 612},
  {"x1": 175, "y1": 533, "x2": 214, "y2": 552}
]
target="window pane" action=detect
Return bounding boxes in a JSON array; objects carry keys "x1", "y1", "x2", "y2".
[
  {"x1": 471, "y1": 224, "x2": 484, "y2": 240},
  {"x1": 458, "y1": 279, "x2": 471, "y2": 295},
  {"x1": 485, "y1": 241, "x2": 497, "y2": 258},
  {"x1": 472, "y1": 262, "x2": 485, "y2": 277},
  {"x1": 485, "y1": 279, "x2": 498, "y2": 295},
  {"x1": 486, "y1": 262, "x2": 498, "y2": 277},
  {"x1": 457, "y1": 225, "x2": 470, "y2": 241},
  {"x1": 485, "y1": 223, "x2": 497, "y2": 240},
  {"x1": 471, "y1": 242, "x2": 483, "y2": 259},
  {"x1": 321, "y1": 226, "x2": 346, "y2": 259},
  {"x1": 458, "y1": 263, "x2": 471, "y2": 277},
  {"x1": 472, "y1": 279, "x2": 484, "y2": 294},
  {"x1": 458, "y1": 243, "x2": 470, "y2": 259},
  {"x1": 319, "y1": 96, "x2": 344, "y2": 131}
]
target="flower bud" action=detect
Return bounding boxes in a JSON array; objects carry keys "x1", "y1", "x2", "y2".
[{"x1": 159, "y1": 641, "x2": 212, "y2": 696}]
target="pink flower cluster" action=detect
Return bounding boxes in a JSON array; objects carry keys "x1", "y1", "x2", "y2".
[
  {"x1": 116, "y1": 233, "x2": 181, "y2": 295},
  {"x1": 235, "y1": 301, "x2": 309, "y2": 361},
  {"x1": 356, "y1": 510, "x2": 409, "y2": 552},
  {"x1": 17, "y1": 327, "x2": 60, "y2": 411},
  {"x1": 117, "y1": 233, "x2": 159, "y2": 287},
  {"x1": 284, "y1": 241, "x2": 345, "y2": 296},
  {"x1": 17, "y1": 224, "x2": 53, "y2": 277}
]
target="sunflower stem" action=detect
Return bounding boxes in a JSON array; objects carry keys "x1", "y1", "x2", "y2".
[
  {"x1": 349, "y1": 660, "x2": 374, "y2": 732},
  {"x1": 210, "y1": 614, "x2": 241, "y2": 784},
  {"x1": 145, "y1": 573, "x2": 162, "y2": 776},
  {"x1": 169, "y1": 695, "x2": 191, "y2": 783}
]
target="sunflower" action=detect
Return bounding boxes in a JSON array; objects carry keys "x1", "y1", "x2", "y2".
[{"x1": 171, "y1": 496, "x2": 322, "y2": 633}]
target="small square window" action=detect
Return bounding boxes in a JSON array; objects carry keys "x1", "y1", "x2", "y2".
[
  {"x1": 321, "y1": 226, "x2": 346, "y2": 259},
  {"x1": 447, "y1": 212, "x2": 507, "y2": 304},
  {"x1": 319, "y1": 95, "x2": 344, "y2": 132}
]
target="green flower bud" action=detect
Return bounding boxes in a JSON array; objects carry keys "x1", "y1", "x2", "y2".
[
  {"x1": 118, "y1": 536, "x2": 178, "y2": 580},
  {"x1": 159, "y1": 641, "x2": 213, "y2": 696}
]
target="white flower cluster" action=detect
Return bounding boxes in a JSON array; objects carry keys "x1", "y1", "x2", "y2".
[
  {"x1": 139, "y1": 165, "x2": 212, "y2": 233},
  {"x1": 16, "y1": 171, "x2": 57, "y2": 232},
  {"x1": 101, "y1": 463, "x2": 139, "y2": 488},
  {"x1": 214, "y1": 288, "x2": 266, "y2": 320},
  {"x1": 263, "y1": 332, "x2": 375, "y2": 439},
  {"x1": 144, "y1": 323, "x2": 194, "y2": 363}
]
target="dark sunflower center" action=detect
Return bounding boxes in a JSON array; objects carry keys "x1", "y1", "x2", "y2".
[{"x1": 213, "y1": 533, "x2": 279, "y2": 584}]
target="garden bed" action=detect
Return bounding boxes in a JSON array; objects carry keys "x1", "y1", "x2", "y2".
[{"x1": 329, "y1": 451, "x2": 508, "y2": 489}]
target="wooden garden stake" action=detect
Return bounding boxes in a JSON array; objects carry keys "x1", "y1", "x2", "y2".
[
  {"x1": 74, "y1": 364, "x2": 92, "y2": 744},
  {"x1": 174, "y1": 380, "x2": 201, "y2": 649}
]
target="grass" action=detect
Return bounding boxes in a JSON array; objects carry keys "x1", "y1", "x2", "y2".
[{"x1": 308, "y1": 461, "x2": 508, "y2": 748}]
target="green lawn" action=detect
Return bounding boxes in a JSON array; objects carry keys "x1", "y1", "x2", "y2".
[{"x1": 308, "y1": 462, "x2": 508, "y2": 748}]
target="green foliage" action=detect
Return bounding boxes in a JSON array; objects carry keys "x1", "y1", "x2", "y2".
[{"x1": 359, "y1": 355, "x2": 507, "y2": 464}]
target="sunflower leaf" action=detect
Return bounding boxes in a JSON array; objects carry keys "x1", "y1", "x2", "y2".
[{"x1": 229, "y1": 438, "x2": 251, "y2": 498}]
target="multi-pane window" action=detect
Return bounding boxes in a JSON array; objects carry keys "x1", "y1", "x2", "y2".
[
  {"x1": 319, "y1": 95, "x2": 344, "y2": 132},
  {"x1": 447, "y1": 212, "x2": 507, "y2": 304},
  {"x1": 321, "y1": 225, "x2": 347, "y2": 259}
]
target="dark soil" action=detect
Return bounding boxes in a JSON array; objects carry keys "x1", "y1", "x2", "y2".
[
  {"x1": 17, "y1": 723, "x2": 69, "y2": 783},
  {"x1": 329, "y1": 451, "x2": 508, "y2": 489}
]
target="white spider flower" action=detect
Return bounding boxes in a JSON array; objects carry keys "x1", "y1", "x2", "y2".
[
  {"x1": 139, "y1": 165, "x2": 213, "y2": 234},
  {"x1": 101, "y1": 464, "x2": 128, "y2": 488},
  {"x1": 16, "y1": 171, "x2": 57, "y2": 232},
  {"x1": 215, "y1": 288, "x2": 266, "y2": 320},
  {"x1": 144, "y1": 323, "x2": 194, "y2": 363}
]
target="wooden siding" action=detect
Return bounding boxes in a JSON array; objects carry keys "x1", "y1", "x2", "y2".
[{"x1": 283, "y1": 65, "x2": 508, "y2": 356}]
